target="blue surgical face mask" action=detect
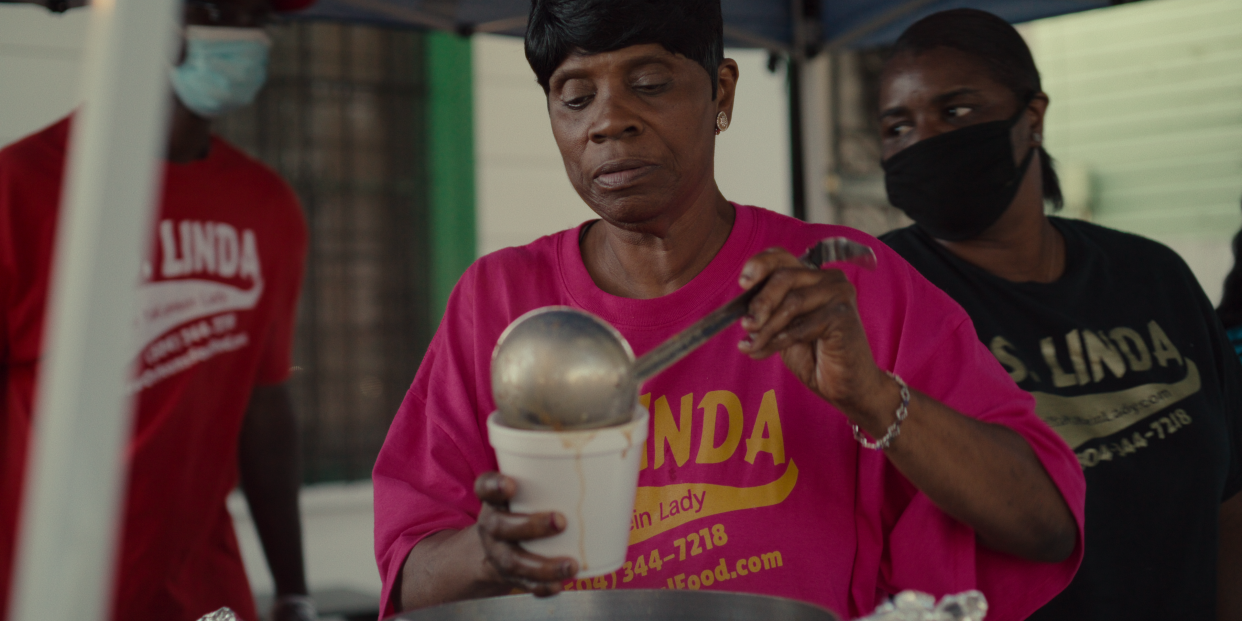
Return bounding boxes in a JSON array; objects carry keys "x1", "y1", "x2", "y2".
[{"x1": 170, "y1": 25, "x2": 272, "y2": 118}]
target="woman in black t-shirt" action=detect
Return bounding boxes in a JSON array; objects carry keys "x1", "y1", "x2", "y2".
[{"x1": 877, "y1": 9, "x2": 1242, "y2": 621}]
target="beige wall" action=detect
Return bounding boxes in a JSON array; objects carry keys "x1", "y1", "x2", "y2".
[
  {"x1": 1022, "y1": 0, "x2": 1242, "y2": 303},
  {"x1": 0, "y1": 4, "x2": 87, "y2": 148}
]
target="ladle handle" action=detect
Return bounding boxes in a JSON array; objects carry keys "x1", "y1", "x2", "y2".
[{"x1": 632, "y1": 237, "x2": 877, "y2": 382}]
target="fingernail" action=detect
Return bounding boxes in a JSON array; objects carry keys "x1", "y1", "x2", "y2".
[
  {"x1": 738, "y1": 338, "x2": 752, "y2": 351},
  {"x1": 560, "y1": 560, "x2": 576, "y2": 578},
  {"x1": 551, "y1": 513, "x2": 566, "y2": 531}
]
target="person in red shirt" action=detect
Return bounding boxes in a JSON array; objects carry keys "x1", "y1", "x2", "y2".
[{"x1": 0, "y1": 1, "x2": 315, "y2": 619}]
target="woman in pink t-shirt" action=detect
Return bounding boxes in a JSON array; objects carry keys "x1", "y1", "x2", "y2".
[{"x1": 372, "y1": 1, "x2": 1085, "y2": 618}]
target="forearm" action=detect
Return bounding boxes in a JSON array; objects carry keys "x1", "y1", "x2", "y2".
[
  {"x1": 1219, "y1": 492, "x2": 1242, "y2": 620},
  {"x1": 732, "y1": 250, "x2": 1077, "y2": 562},
  {"x1": 860, "y1": 388, "x2": 1076, "y2": 562},
  {"x1": 398, "y1": 528, "x2": 508, "y2": 611},
  {"x1": 239, "y1": 384, "x2": 308, "y2": 596}
]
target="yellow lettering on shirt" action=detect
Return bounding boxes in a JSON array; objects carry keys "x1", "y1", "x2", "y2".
[
  {"x1": 696, "y1": 391, "x2": 743, "y2": 464},
  {"x1": 629, "y1": 460, "x2": 799, "y2": 545},
  {"x1": 639, "y1": 394, "x2": 651, "y2": 470},
  {"x1": 744, "y1": 390, "x2": 785, "y2": 465},
  {"x1": 653, "y1": 393, "x2": 694, "y2": 468}
]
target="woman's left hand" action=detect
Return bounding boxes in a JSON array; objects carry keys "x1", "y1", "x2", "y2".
[{"x1": 737, "y1": 247, "x2": 896, "y2": 432}]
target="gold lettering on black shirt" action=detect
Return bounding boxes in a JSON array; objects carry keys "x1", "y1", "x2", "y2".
[
  {"x1": 990, "y1": 336, "x2": 1028, "y2": 383},
  {"x1": 995, "y1": 320, "x2": 1201, "y2": 450}
]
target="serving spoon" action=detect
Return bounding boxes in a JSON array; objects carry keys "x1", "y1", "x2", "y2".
[{"x1": 491, "y1": 237, "x2": 878, "y2": 430}]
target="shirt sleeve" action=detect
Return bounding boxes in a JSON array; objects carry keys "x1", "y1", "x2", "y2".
[
  {"x1": 372, "y1": 264, "x2": 498, "y2": 617},
  {"x1": 253, "y1": 192, "x2": 308, "y2": 385},
  {"x1": 854, "y1": 241, "x2": 1086, "y2": 621}
]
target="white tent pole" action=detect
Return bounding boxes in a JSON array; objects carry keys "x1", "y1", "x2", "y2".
[{"x1": 8, "y1": 0, "x2": 177, "y2": 618}]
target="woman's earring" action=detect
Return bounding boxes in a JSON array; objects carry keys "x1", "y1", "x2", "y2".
[
  {"x1": 1033, "y1": 132, "x2": 1043, "y2": 143},
  {"x1": 715, "y1": 111, "x2": 730, "y2": 135}
]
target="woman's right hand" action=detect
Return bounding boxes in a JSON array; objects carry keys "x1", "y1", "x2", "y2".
[{"x1": 473, "y1": 472, "x2": 579, "y2": 595}]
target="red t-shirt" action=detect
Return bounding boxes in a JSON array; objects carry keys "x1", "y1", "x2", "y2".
[
  {"x1": 0, "y1": 118, "x2": 307, "y2": 621},
  {"x1": 373, "y1": 205, "x2": 1086, "y2": 620}
]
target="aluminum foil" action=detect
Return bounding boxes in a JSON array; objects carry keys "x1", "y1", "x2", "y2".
[
  {"x1": 195, "y1": 608, "x2": 239, "y2": 621},
  {"x1": 862, "y1": 590, "x2": 988, "y2": 621}
]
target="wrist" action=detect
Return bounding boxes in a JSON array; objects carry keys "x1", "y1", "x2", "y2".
[
  {"x1": 844, "y1": 368, "x2": 901, "y2": 435},
  {"x1": 850, "y1": 371, "x2": 911, "y2": 451},
  {"x1": 470, "y1": 527, "x2": 519, "y2": 596}
]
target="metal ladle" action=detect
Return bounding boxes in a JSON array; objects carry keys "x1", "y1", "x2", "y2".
[{"x1": 491, "y1": 238, "x2": 878, "y2": 430}]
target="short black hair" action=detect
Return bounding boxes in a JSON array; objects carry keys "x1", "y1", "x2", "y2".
[
  {"x1": 524, "y1": 0, "x2": 724, "y2": 99},
  {"x1": 890, "y1": 9, "x2": 1064, "y2": 210}
]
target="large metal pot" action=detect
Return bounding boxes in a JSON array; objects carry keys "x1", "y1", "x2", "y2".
[{"x1": 389, "y1": 590, "x2": 841, "y2": 621}]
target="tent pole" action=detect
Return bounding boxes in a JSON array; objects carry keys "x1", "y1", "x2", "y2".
[
  {"x1": 788, "y1": 58, "x2": 806, "y2": 221},
  {"x1": 788, "y1": 0, "x2": 807, "y2": 220},
  {"x1": 8, "y1": 0, "x2": 177, "y2": 618},
  {"x1": 799, "y1": 52, "x2": 831, "y2": 224}
]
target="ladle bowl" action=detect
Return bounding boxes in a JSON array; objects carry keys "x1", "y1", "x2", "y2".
[{"x1": 491, "y1": 307, "x2": 638, "y2": 430}]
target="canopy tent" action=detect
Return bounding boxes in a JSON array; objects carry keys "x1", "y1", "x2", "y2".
[
  {"x1": 296, "y1": 0, "x2": 1115, "y2": 49},
  {"x1": 2, "y1": 0, "x2": 1123, "y2": 47}
]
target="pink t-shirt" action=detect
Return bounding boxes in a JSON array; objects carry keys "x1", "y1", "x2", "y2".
[{"x1": 373, "y1": 205, "x2": 1085, "y2": 620}]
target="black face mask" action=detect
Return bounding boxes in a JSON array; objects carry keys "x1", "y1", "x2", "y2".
[{"x1": 881, "y1": 106, "x2": 1036, "y2": 242}]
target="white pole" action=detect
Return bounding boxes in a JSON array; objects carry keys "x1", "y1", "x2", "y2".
[{"x1": 8, "y1": 0, "x2": 177, "y2": 618}]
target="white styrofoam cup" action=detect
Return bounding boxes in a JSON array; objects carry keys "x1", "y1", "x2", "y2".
[{"x1": 486, "y1": 406, "x2": 649, "y2": 578}]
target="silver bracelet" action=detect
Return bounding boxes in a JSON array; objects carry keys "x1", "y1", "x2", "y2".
[{"x1": 852, "y1": 372, "x2": 910, "y2": 450}]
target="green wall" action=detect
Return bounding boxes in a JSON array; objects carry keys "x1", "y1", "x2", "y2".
[
  {"x1": 427, "y1": 31, "x2": 477, "y2": 319},
  {"x1": 1024, "y1": 0, "x2": 1242, "y2": 239}
]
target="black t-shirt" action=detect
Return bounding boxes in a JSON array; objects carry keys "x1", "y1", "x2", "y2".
[{"x1": 881, "y1": 218, "x2": 1242, "y2": 620}]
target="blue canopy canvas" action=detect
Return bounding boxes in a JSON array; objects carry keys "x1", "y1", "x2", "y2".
[{"x1": 295, "y1": 0, "x2": 1117, "y2": 50}]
